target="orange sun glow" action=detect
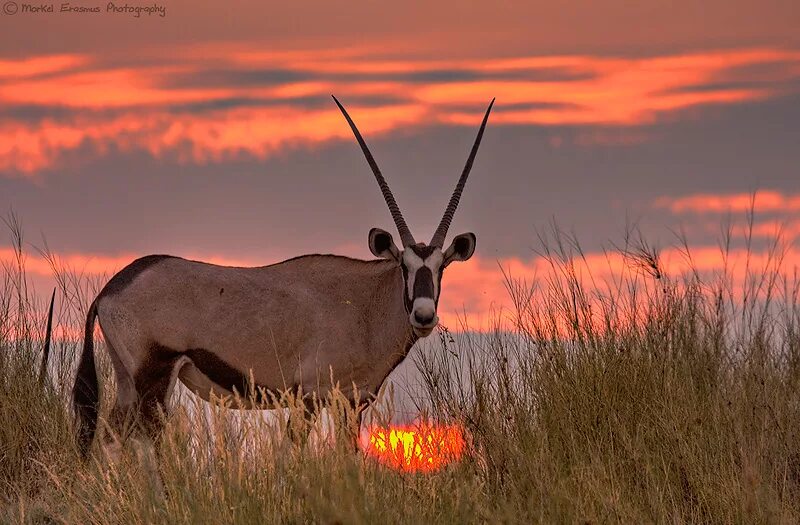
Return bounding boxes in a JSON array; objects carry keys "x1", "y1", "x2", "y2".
[{"x1": 363, "y1": 423, "x2": 466, "y2": 472}]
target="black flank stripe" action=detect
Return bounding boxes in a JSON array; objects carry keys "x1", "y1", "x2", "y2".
[{"x1": 185, "y1": 348, "x2": 278, "y2": 403}]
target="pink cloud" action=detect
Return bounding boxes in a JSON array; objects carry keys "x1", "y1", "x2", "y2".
[
  {"x1": 0, "y1": 248, "x2": 262, "y2": 278},
  {"x1": 4, "y1": 243, "x2": 800, "y2": 334},
  {"x1": 654, "y1": 190, "x2": 800, "y2": 214}
]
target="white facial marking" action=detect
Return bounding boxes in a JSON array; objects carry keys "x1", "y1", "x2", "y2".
[
  {"x1": 402, "y1": 250, "x2": 424, "y2": 299},
  {"x1": 424, "y1": 251, "x2": 444, "y2": 298},
  {"x1": 412, "y1": 297, "x2": 436, "y2": 317},
  {"x1": 410, "y1": 297, "x2": 438, "y2": 337}
]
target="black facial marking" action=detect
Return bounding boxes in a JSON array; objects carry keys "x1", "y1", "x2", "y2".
[
  {"x1": 400, "y1": 263, "x2": 413, "y2": 311},
  {"x1": 409, "y1": 244, "x2": 436, "y2": 259},
  {"x1": 413, "y1": 266, "x2": 435, "y2": 299}
]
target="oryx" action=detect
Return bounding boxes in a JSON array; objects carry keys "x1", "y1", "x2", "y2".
[{"x1": 73, "y1": 96, "x2": 494, "y2": 457}]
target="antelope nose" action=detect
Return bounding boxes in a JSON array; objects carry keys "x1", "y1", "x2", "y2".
[{"x1": 414, "y1": 311, "x2": 435, "y2": 326}]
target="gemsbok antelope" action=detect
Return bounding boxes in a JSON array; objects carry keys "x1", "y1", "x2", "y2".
[{"x1": 73, "y1": 96, "x2": 494, "y2": 457}]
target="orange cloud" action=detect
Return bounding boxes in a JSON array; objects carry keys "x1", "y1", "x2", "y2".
[
  {"x1": 1, "y1": 47, "x2": 799, "y2": 175},
  {"x1": 690, "y1": 218, "x2": 800, "y2": 244},
  {"x1": 655, "y1": 190, "x2": 800, "y2": 214},
  {"x1": 148, "y1": 104, "x2": 424, "y2": 164},
  {"x1": 439, "y1": 245, "x2": 800, "y2": 331},
  {"x1": 0, "y1": 54, "x2": 87, "y2": 79},
  {"x1": 0, "y1": 104, "x2": 424, "y2": 173},
  {"x1": 750, "y1": 219, "x2": 800, "y2": 241}
]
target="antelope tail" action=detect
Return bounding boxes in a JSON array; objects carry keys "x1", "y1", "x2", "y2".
[{"x1": 73, "y1": 299, "x2": 99, "y2": 457}]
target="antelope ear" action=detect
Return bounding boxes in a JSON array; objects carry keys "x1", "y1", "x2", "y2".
[
  {"x1": 368, "y1": 228, "x2": 400, "y2": 261},
  {"x1": 443, "y1": 232, "x2": 476, "y2": 267}
]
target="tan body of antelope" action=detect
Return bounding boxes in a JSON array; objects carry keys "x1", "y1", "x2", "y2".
[{"x1": 73, "y1": 96, "x2": 494, "y2": 456}]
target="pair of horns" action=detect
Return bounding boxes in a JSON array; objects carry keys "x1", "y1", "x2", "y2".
[{"x1": 333, "y1": 95, "x2": 494, "y2": 248}]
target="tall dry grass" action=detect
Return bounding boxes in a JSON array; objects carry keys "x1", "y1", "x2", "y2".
[{"x1": 1, "y1": 213, "x2": 799, "y2": 524}]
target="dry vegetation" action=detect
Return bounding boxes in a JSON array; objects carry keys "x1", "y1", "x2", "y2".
[{"x1": 1, "y1": 214, "x2": 800, "y2": 524}]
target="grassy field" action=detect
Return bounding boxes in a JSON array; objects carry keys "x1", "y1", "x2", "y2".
[{"x1": 1, "y1": 216, "x2": 800, "y2": 524}]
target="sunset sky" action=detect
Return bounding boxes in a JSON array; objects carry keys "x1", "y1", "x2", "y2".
[{"x1": 1, "y1": 1, "x2": 799, "y2": 329}]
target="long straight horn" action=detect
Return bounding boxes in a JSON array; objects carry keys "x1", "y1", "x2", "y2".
[
  {"x1": 430, "y1": 99, "x2": 495, "y2": 248},
  {"x1": 332, "y1": 95, "x2": 416, "y2": 247}
]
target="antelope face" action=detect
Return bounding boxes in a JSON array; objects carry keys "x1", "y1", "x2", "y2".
[{"x1": 369, "y1": 228, "x2": 476, "y2": 338}]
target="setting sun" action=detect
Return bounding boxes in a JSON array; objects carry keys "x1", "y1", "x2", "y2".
[{"x1": 364, "y1": 423, "x2": 466, "y2": 472}]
